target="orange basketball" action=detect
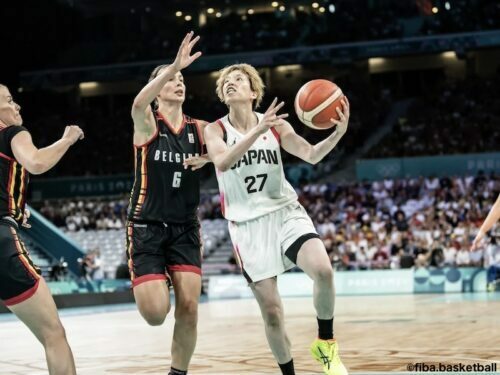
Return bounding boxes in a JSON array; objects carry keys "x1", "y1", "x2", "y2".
[{"x1": 294, "y1": 79, "x2": 345, "y2": 130}]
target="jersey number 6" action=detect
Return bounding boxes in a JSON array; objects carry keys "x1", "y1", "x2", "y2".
[
  {"x1": 173, "y1": 172, "x2": 182, "y2": 188},
  {"x1": 244, "y1": 174, "x2": 268, "y2": 194}
]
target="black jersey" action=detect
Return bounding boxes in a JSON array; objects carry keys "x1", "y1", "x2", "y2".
[
  {"x1": 128, "y1": 112, "x2": 204, "y2": 224},
  {"x1": 0, "y1": 126, "x2": 29, "y2": 224}
]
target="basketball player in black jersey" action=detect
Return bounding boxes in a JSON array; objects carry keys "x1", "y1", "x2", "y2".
[
  {"x1": 0, "y1": 84, "x2": 83, "y2": 374},
  {"x1": 126, "y1": 32, "x2": 209, "y2": 375}
]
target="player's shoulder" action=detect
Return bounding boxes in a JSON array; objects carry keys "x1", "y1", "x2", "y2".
[
  {"x1": 205, "y1": 119, "x2": 227, "y2": 137},
  {"x1": 184, "y1": 115, "x2": 209, "y2": 127}
]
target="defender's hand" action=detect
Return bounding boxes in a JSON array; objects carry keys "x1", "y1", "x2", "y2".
[{"x1": 172, "y1": 31, "x2": 202, "y2": 72}]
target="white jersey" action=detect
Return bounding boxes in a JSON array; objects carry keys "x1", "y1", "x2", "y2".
[{"x1": 215, "y1": 113, "x2": 298, "y2": 222}]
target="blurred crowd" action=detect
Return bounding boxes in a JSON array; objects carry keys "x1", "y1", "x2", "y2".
[
  {"x1": 39, "y1": 173, "x2": 499, "y2": 272},
  {"x1": 367, "y1": 76, "x2": 500, "y2": 158},
  {"x1": 10, "y1": 0, "x2": 500, "y2": 70},
  {"x1": 39, "y1": 197, "x2": 128, "y2": 231},
  {"x1": 300, "y1": 173, "x2": 499, "y2": 270}
]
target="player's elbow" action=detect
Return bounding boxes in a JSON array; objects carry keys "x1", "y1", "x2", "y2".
[
  {"x1": 215, "y1": 161, "x2": 230, "y2": 172},
  {"x1": 25, "y1": 160, "x2": 48, "y2": 175},
  {"x1": 131, "y1": 98, "x2": 148, "y2": 113},
  {"x1": 309, "y1": 153, "x2": 323, "y2": 165},
  {"x1": 304, "y1": 148, "x2": 319, "y2": 165}
]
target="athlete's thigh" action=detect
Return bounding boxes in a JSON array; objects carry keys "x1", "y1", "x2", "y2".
[
  {"x1": 250, "y1": 277, "x2": 283, "y2": 311},
  {"x1": 8, "y1": 278, "x2": 65, "y2": 343},
  {"x1": 295, "y1": 238, "x2": 332, "y2": 278},
  {"x1": 172, "y1": 271, "x2": 202, "y2": 307},
  {"x1": 133, "y1": 279, "x2": 171, "y2": 313}
]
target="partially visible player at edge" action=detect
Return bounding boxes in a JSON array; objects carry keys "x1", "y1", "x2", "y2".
[
  {"x1": 127, "y1": 32, "x2": 210, "y2": 375},
  {"x1": 471, "y1": 193, "x2": 500, "y2": 250},
  {"x1": 204, "y1": 63, "x2": 349, "y2": 375},
  {"x1": 0, "y1": 84, "x2": 84, "y2": 374}
]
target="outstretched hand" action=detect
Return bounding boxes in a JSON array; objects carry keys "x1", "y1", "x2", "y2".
[
  {"x1": 256, "y1": 98, "x2": 289, "y2": 135},
  {"x1": 470, "y1": 230, "x2": 485, "y2": 251},
  {"x1": 183, "y1": 155, "x2": 210, "y2": 171},
  {"x1": 172, "y1": 31, "x2": 202, "y2": 72}
]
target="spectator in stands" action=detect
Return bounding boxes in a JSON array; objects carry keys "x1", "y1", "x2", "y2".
[
  {"x1": 443, "y1": 242, "x2": 457, "y2": 266},
  {"x1": 89, "y1": 249, "x2": 104, "y2": 280},
  {"x1": 372, "y1": 246, "x2": 390, "y2": 269},
  {"x1": 455, "y1": 247, "x2": 471, "y2": 267},
  {"x1": 78, "y1": 252, "x2": 94, "y2": 281}
]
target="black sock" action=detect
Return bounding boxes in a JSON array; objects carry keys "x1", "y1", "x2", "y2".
[
  {"x1": 317, "y1": 317, "x2": 334, "y2": 340},
  {"x1": 278, "y1": 359, "x2": 295, "y2": 375},
  {"x1": 168, "y1": 368, "x2": 187, "y2": 375}
]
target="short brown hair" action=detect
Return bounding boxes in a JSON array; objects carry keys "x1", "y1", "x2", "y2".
[
  {"x1": 216, "y1": 64, "x2": 265, "y2": 109},
  {"x1": 147, "y1": 64, "x2": 169, "y2": 110},
  {"x1": 148, "y1": 64, "x2": 169, "y2": 83}
]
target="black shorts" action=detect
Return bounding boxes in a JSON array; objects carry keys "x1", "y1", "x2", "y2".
[
  {"x1": 0, "y1": 220, "x2": 42, "y2": 306},
  {"x1": 126, "y1": 220, "x2": 202, "y2": 287}
]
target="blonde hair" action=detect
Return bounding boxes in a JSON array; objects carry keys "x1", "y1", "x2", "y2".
[{"x1": 216, "y1": 64, "x2": 265, "y2": 109}]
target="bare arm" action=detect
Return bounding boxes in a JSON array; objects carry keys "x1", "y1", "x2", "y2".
[
  {"x1": 131, "y1": 32, "x2": 202, "y2": 138},
  {"x1": 204, "y1": 123, "x2": 262, "y2": 172},
  {"x1": 278, "y1": 98, "x2": 349, "y2": 164},
  {"x1": 11, "y1": 126, "x2": 84, "y2": 175},
  {"x1": 471, "y1": 193, "x2": 500, "y2": 250},
  {"x1": 131, "y1": 64, "x2": 177, "y2": 135},
  {"x1": 204, "y1": 99, "x2": 288, "y2": 172}
]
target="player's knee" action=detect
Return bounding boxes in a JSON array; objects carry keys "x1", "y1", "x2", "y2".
[
  {"x1": 143, "y1": 311, "x2": 167, "y2": 326},
  {"x1": 263, "y1": 305, "x2": 283, "y2": 328},
  {"x1": 175, "y1": 299, "x2": 198, "y2": 326},
  {"x1": 141, "y1": 303, "x2": 170, "y2": 326},
  {"x1": 40, "y1": 322, "x2": 67, "y2": 347},
  {"x1": 314, "y1": 265, "x2": 333, "y2": 283}
]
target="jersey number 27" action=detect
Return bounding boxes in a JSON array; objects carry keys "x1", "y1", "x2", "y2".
[{"x1": 244, "y1": 174, "x2": 267, "y2": 194}]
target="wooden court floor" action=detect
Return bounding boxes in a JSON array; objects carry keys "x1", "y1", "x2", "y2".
[{"x1": 0, "y1": 293, "x2": 499, "y2": 374}]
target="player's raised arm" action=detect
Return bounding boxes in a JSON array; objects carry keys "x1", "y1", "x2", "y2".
[
  {"x1": 131, "y1": 31, "x2": 202, "y2": 135},
  {"x1": 205, "y1": 98, "x2": 288, "y2": 171},
  {"x1": 278, "y1": 97, "x2": 349, "y2": 165}
]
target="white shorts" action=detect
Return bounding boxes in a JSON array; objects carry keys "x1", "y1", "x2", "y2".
[{"x1": 228, "y1": 201, "x2": 319, "y2": 283}]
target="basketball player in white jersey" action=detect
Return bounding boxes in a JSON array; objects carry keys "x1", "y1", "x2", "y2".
[{"x1": 204, "y1": 63, "x2": 349, "y2": 375}]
